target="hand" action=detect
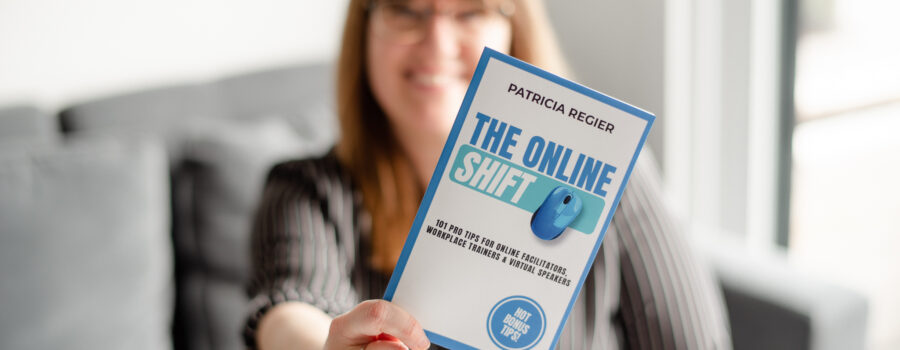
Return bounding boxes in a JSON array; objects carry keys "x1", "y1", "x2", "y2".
[{"x1": 324, "y1": 299, "x2": 431, "y2": 350}]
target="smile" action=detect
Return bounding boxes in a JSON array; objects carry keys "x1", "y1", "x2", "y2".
[{"x1": 411, "y1": 73, "x2": 453, "y2": 87}]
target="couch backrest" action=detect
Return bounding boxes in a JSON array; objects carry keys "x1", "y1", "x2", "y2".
[
  {"x1": 56, "y1": 62, "x2": 337, "y2": 350},
  {"x1": 0, "y1": 104, "x2": 58, "y2": 144}
]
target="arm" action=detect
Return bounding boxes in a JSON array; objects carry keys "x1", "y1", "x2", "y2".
[
  {"x1": 244, "y1": 160, "x2": 355, "y2": 349},
  {"x1": 245, "y1": 160, "x2": 429, "y2": 350},
  {"x1": 612, "y1": 154, "x2": 732, "y2": 350}
]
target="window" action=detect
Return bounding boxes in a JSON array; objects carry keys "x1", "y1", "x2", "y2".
[{"x1": 789, "y1": 0, "x2": 900, "y2": 349}]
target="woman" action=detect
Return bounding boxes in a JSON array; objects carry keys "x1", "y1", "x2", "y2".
[{"x1": 245, "y1": 0, "x2": 732, "y2": 349}]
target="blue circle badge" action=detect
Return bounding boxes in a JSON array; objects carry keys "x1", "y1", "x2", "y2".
[{"x1": 486, "y1": 296, "x2": 546, "y2": 349}]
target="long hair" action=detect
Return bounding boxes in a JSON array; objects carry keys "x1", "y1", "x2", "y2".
[{"x1": 334, "y1": 0, "x2": 567, "y2": 274}]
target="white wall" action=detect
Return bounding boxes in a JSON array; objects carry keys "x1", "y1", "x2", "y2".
[
  {"x1": 0, "y1": 0, "x2": 666, "y2": 154},
  {"x1": 0, "y1": 0, "x2": 349, "y2": 110},
  {"x1": 546, "y1": 0, "x2": 666, "y2": 163}
]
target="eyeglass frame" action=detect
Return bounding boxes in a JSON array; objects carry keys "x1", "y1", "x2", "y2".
[{"x1": 365, "y1": 0, "x2": 516, "y2": 45}]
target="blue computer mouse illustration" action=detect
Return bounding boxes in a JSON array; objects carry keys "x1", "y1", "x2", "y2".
[{"x1": 531, "y1": 186, "x2": 583, "y2": 240}]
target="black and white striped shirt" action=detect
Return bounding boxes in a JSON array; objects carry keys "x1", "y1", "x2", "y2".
[{"x1": 244, "y1": 151, "x2": 732, "y2": 349}]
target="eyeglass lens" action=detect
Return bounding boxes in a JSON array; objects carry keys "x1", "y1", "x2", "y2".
[{"x1": 371, "y1": 0, "x2": 512, "y2": 44}]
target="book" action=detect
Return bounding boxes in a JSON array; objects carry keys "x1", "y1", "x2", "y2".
[{"x1": 383, "y1": 47, "x2": 655, "y2": 350}]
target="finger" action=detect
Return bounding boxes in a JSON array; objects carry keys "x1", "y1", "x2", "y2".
[
  {"x1": 335, "y1": 300, "x2": 430, "y2": 350},
  {"x1": 364, "y1": 339, "x2": 410, "y2": 350}
]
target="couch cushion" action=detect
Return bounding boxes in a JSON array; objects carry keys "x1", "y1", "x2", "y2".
[
  {"x1": 58, "y1": 63, "x2": 337, "y2": 161},
  {"x1": 0, "y1": 138, "x2": 173, "y2": 350},
  {"x1": 177, "y1": 117, "x2": 327, "y2": 350},
  {"x1": 54, "y1": 62, "x2": 338, "y2": 350},
  {"x1": 59, "y1": 84, "x2": 218, "y2": 132},
  {"x1": 214, "y1": 63, "x2": 338, "y2": 148},
  {"x1": 186, "y1": 117, "x2": 323, "y2": 281},
  {"x1": 699, "y1": 239, "x2": 869, "y2": 350},
  {"x1": 58, "y1": 84, "x2": 219, "y2": 162},
  {"x1": 0, "y1": 104, "x2": 57, "y2": 144},
  {"x1": 215, "y1": 64, "x2": 332, "y2": 120},
  {"x1": 56, "y1": 64, "x2": 337, "y2": 265}
]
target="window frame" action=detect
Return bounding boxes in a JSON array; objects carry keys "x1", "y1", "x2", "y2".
[{"x1": 662, "y1": 0, "x2": 796, "y2": 249}]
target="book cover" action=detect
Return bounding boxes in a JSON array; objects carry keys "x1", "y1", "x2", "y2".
[{"x1": 383, "y1": 47, "x2": 655, "y2": 350}]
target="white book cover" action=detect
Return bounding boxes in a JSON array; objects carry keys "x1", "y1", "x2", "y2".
[{"x1": 383, "y1": 47, "x2": 655, "y2": 350}]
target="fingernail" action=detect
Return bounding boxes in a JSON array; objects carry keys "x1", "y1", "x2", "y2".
[{"x1": 419, "y1": 338, "x2": 431, "y2": 349}]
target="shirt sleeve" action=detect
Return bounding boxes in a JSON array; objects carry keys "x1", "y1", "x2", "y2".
[
  {"x1": 612, "y1": 154, "x2": 733, "y2": 350},
  {"x1": 243, "y1": 159, "x2": 360, "y2": 348}
]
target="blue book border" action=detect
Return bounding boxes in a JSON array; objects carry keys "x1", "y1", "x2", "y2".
[{"x1": 383, "y1": 47, "x2": 655, "y2": 349}]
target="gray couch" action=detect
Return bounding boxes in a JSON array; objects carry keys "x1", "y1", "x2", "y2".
[{"x1": 0, "y1": 63, "x2": 867, "y2": 350}]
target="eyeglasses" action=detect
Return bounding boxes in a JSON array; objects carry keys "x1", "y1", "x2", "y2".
[{"x1": 368, "y1": 0, "x2": 515, "y2": 45}]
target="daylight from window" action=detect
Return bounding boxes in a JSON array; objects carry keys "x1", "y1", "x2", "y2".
[{"x1": 790, "y1": 1, "x2": 900, "y2": 349}]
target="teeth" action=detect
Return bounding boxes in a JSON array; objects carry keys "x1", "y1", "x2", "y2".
[{"x1": 413, "y1": 74, "x2": 450, "y2": 86}]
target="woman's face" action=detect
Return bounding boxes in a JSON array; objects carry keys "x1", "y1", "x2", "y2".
[{"x1": 366, "y1": 0, "x2": 513, "y2": 138}]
